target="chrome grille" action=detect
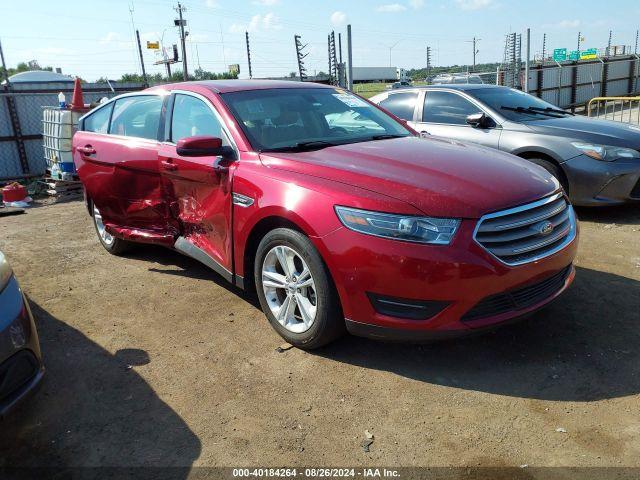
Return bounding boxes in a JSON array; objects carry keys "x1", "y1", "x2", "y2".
[{"x1": 474, "y1": 193, "x2": 576, "y2": 266}]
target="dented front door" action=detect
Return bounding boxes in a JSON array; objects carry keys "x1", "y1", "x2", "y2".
[{"x1": 158, "y1": 92, "x2": 235, "y2": 277}]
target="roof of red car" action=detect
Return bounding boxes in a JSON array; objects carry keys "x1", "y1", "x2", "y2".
[{"x1": 147, "y1": 79, "x2": 334, "y2": 94}]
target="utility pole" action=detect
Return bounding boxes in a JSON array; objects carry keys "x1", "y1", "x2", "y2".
[
  {"x1": 245, "y1": 31, "x2": 253, "y2": 79},
  {"x1": 327, "y1": 34, "x2": 332, "y2": 82},
  {"x1": 338, "y1": 32, "x2": 344, "y2": 87},
  {"x1": 328, "y1": 31, "x2": 338, "y2": 85},
  {"x1": 426, "y1": 46, "x2": 432, "y2": 80},
  {"x1": 635, "y1": 29, "x2": 639, "y2": 54},
  {"x1": 135, "y1": 30, "x2": 148, "y2": 86},
  {"x1": 577, "y1": 31, "x2": 582, "y2": 54},
  {"x1": 347, "y1": 24, "x2": 353, "y2": 90},
  {"x1": 524, "y1": 28, "x2": 530, "y2": 93},
  {"x1": 294, "y1": 34, "x2": 308, "y2": 81},
  {"x1": 471, "y1": 37, "x2": 480, "y2": 72},
  {"x1": 542, "y1": 33, "x2": 546, "y2": 62},
  {"x1": 175, "y1": 3, "x2": 188, "y2": 80},
  {"x1": 607, "y1": 29, "x2": 612, "y2": 56}
]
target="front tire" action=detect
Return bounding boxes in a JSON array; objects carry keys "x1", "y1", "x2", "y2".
[
  {"x1": 92, "y1": 204, "x2": 132, "y2": 255},
  {"x1": 528, "y1": 157, "x2": 569, "y2": 193},
  {"x1": 254, "y1": 228, "x2": 344, "y2": 349}
]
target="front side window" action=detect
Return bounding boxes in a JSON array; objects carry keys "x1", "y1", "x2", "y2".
[
  {"x1": 83, "y1": 103, "x2": 113, "y2": 134},
  {"x1": 378, "y1": 92, "x2": 418, "y2": 120},
  {"x1": 171, "y1": 94, "x2": 228, "y2": 144},
  {"x1": 422, "y1": 91, "x2": 481, "y2": 125},
  {"x1": 109, "y1": 95, "x2": 162, "y2": 140},
  {"x1": 221, "y1": 88, "x2": 411, "y2": 152}
]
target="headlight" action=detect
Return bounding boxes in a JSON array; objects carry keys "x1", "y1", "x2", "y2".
[
  {"x1": 0, "y1": 251, "x2": 13, "y2": 291},
  {"x1": 571, "y1": 142, "x2": 640, "y2": 162},
  {"x1": 335, "y1": 206, "x2": 460, "y2": 245}
]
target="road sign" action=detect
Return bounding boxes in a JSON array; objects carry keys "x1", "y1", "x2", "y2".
[
  {"x1": 580, "y1": 48, "x2": 597, "y2": 59},
  {"x1": 553, "y1": 48, "x2": 567, "y2": 61},
  {"x1": 569, "y1": 50, "x2": 580, "y2": 61},
  {"x1": 146, "y1": 41, "x2": 160, "y2": 50}
]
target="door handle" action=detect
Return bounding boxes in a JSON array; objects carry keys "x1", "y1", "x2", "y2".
[
  {"x1": 77, "y1": 145, "x2": 96, "y2": 155},
  {"x1": 161, "y1": 160, "x2": 178, "y2": 171}
]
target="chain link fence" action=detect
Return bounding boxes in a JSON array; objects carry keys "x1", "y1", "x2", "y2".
[{"x1": 0, "y1": 81, "x2": 144, "y2": 180}]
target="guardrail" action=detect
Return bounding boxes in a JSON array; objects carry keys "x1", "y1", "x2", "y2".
[{"x1": 587, "y1": 96, "x2": 640, "y2": 124}]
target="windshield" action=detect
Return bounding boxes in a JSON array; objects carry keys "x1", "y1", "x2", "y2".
[
  {"x1": 220, "y1": 87, "x2": 411, "y2": 152},
  {"x1": 469, "y1": 87, "x2": 567, "y2": 121}
]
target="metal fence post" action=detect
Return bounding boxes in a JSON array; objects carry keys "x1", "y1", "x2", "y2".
[{"x1": 554, "y1": 60, "x2": 562, "y2": 106}]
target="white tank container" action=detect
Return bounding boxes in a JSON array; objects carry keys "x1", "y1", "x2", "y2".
[{"x1": 42, "y1": 107, "x2": 83, "y2": 180}]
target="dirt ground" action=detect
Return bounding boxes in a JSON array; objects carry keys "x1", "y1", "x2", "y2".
[{"x1": 0, "y1": 199, "x2": 639, "y2": 470}]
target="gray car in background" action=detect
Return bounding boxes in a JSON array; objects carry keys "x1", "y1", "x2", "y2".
[{"x1": 370, "y1": 84, "x2": 640, "y2": 206}]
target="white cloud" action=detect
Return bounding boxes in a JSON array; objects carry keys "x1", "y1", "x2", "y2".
[
  {"x1": 261, "y1": 12, "x2": 281, "y2": 29},
  {"x1": 231, "y1": 12, "x2": 282, "y2": 33},
  {"x1": 330, "y1": 11, "x2": 347, "y2": 26},
  {"x1": 455, "y1": 0, "x2": 492, "y2": 10},
  {"x1": 205, "y1": 0, "x2": 218, "y2": 7},
  {"x1": 557, "y1": 19, "x2": 581, "y2": 28},
  {"x1": 376, "y1": 3, "x2": 407, "y2": 12},
  {"x1": 253, "y1": 0, "x2": 280, "y2": 4},
  {"x1": 99, "y1": 32, "x2": 121, "y2": 45},
  {"x1": 409, "y1": 0, "x2": 425, "y2": 8}
]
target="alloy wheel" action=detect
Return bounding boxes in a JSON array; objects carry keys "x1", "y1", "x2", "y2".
[
  {"x1": 93, "y1": 205, "x2": 114, "y2": 246},
  {"x1": 261, "y1": 245, "x2": 317, "y2": 333}
]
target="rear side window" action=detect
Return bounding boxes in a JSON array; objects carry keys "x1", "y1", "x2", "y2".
[
  {"x1": 109, "y1": 95, "x2": 162, "y2": 140},
  {"x1": 378, "y1": 92, "x2": 418, "y2": 120},
  {"x1": 83, "y1": 104, "x2": 113, "y2": 134},
  {"x1": 171, "y1": 94, "x2": 227, "y2": 144},
  {"x1": 422, "y1": 91, "x2": 481, "y2": 124}
]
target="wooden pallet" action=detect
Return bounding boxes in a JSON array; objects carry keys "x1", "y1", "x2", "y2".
[{"x1": 39, "y1": 177, "x2": 84, "y2": 200}]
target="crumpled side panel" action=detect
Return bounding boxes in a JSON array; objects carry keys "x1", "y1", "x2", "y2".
[{"x1": 105, "y1": 223, "x2": 176, "y2": 246}]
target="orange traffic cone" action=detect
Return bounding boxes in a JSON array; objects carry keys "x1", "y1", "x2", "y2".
[{"x1": 70, "y1": 77, "x2": 85, "y2": 111}]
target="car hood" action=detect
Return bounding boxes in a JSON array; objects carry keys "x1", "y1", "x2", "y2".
[
  {"x1": 523, "y1": 115, "x2": 640, "y2": 148},
  {"x1": 259, "y1": 136, "x2": 558, "y2": 218}
]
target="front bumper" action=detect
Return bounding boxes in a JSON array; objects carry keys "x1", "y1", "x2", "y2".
[
  {"x1": 314, "y1": 215, "x2": 578, "y2": 340},
  {"x1": 562, "y1": 154, "x2": 640, "y2": 206},
  {"x1": 0, "y1": 276, "x2": 44, "y2": 419}
]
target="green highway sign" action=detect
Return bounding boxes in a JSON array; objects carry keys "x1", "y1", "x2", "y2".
[
  {"x1": 569, "y1": 50, "x2": 580, "y2": 60},
  {"x1": 581, "y1": 48, "x2": 598, "y2": 59},
  {"x1": 553, "y1": 48, "x2": 567, "y2": 61}
]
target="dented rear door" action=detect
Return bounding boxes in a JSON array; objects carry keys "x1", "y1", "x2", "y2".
[{"x1": 75, "y1": 94, "x2": 178, "y2": 243}]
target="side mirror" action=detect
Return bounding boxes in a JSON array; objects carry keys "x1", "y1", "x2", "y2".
[
  {"x1": 467, "y1": 112, "x2": 495, "y2": 128},
  {"x1": 176, "y1": 135, "x2": 225, "y2": 157}
]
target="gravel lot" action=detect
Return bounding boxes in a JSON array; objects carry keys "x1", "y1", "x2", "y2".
[{"x1": 0, "y1": 199, "x2": 639, "y2": 470}]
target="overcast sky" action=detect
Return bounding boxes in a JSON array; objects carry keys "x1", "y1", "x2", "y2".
[{"x1": 1, "y1": 0, "x2": 639, "y2": 81}]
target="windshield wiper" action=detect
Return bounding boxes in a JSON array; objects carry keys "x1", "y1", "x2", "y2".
[
  {"x1": 500, "y1": 106, "x2": 565, "y2": 118},
  {"x1": 369, "y1": 134, "x2": 408, "y2": 140},
  {"x1": 528, "y1": 106, "x2": 574, "y2": 116},
  {"x1": 261, "y1": 140, "x2": 337, "y2": 153}
]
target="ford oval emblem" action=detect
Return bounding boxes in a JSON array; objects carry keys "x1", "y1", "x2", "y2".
[{"x1": 537, "y1": 221, "x2": 554, "y2": 236}]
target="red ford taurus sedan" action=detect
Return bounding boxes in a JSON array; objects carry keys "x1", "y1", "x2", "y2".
[{"x1": 73, "y1": 80, "x2": 578, "y2": 348}]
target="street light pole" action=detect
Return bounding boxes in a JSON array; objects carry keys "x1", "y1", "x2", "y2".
[{"x1": 388, "y1": 40, "x2": 401, "y2": 67}]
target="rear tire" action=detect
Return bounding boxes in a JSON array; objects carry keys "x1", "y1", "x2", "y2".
[
  {"x1": 528, "y1": 157, "x2": 569, "y2": 194},
  {"x1": 92, "y1": 204, "x2": 132, "y2": 255},
  {"x1": 254, "y1": 228, "x2": 344, "y2": 349}
]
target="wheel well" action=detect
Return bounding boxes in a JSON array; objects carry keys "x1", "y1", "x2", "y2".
[
  {"x1": 242, "y1": 216, "x2": 304, "y2": 292},
  {"x1": 515, "y1": 151, "x2": 569, "y2": 193}
]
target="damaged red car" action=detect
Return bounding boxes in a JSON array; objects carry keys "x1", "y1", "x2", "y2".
[{"x1": 73, "y1": 81, "x2": 578, "y2": 349}]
